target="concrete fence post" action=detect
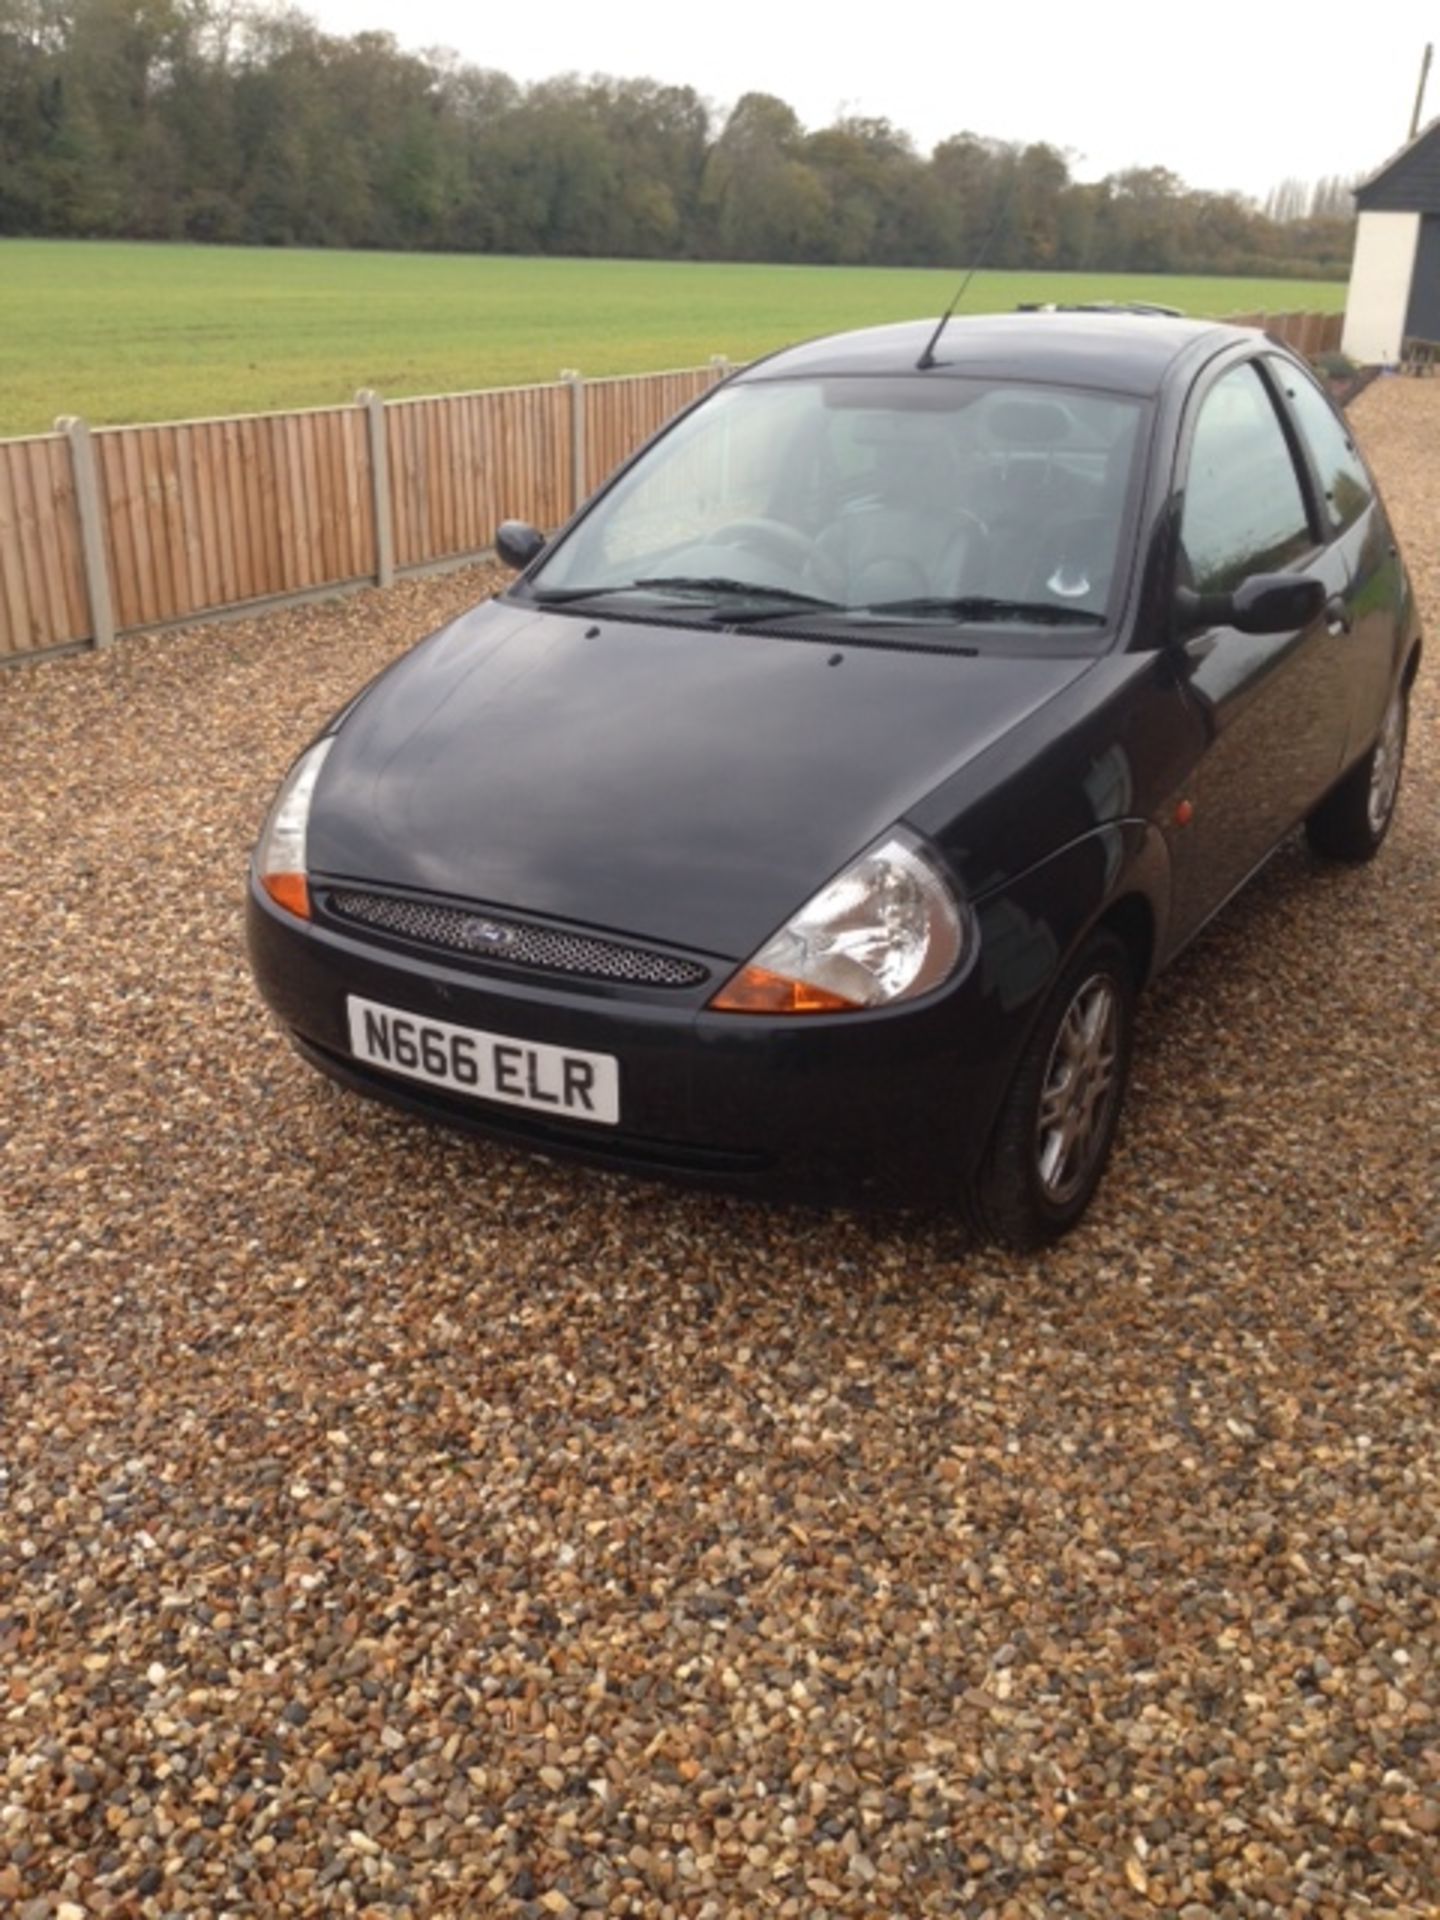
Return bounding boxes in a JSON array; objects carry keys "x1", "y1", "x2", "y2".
[
  {"x1": 356, "y1": 389, "x2": 394, "y2": 588},
  {"x1": 710, "y1": 354, "x2": 732, "y2": 385},
  {"x1": 561, "y1": 370, "x2": 585, "y2": 516},
  {"x1": 54, "y1": 415, "x2": 115, "y2": 651}
]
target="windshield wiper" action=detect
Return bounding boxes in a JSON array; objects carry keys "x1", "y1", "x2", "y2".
[
  {"x1": 637, "y1": 578, "x2": 854, "y2": 626},
  {"x1": 527, "y1": 576, "x2": 839, "y2": 612},
  {"x1": 860, "y1": 595, "x2": 1105, "y2": 627},
  {"x1": 526, "y1": 582, "x2": 656, "y2": 606},
  {"x1": 634, "y1": 576, "x2": 837, "y2": 606}
]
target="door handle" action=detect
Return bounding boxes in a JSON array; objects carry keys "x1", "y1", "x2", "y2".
[{"x1": 1324, "y1": 595, "x2": 1352, "y2": 636}]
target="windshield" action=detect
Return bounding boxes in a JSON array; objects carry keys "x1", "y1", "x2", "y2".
[{"x1": 522, "y1": 374, "x2": 1147, "y2": 648}]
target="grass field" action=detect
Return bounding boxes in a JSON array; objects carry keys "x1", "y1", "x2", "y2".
[{"x1": 0, "y1": 239, "x2": 1347, "y2": 438}]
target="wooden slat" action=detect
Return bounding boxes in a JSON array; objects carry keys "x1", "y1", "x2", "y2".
[
  {"x1": 474, "y1": 394, "x2": 496, "y2": 544},
  {"x1": 20, "y1": 439, "x2": 68, "y2": 637},
  {"x1": 116, "y1": 430, "x2": 150, "y2": 629},
  {"x1": 419, "y1": 403, "x2": 440, "y2": 556},
  {"x1": 410, "y1": 406, "x2": 431, "y2": 563},
  {"x1": 172, "y1": 424, "x2": 207, "y2": 611},
  {"x1": 255, "y1": 417, "x2": 283, "y2": 599},
  {"x1": 42, "y1": 440, "x2": 90, "y2": 638},
  {"x1": 321, "y1": 414, "x2": 348, "y2": 579},
  {"x1": 222, "y1": 418, "x2": 247, "y2": 600},
  {"x1": 313, "y1": 414, "x2": 338, "y2": 580},
  {"x1": 412, "y1": 404, "x2": 433, "y2": 560},
  {"x1": 297, "y1": 415, "x2": 324, "y2": 583},
  {"x1": 337, "y1": 410, "x2": 364, "y2": 577},
  {"x1": 6, "y1": 445, "x2": 50, "y2": 644},
  {"x1": 389, "y1": 407, "x2": 411, "y2": 568},
  {"x1": 240, "y1": 416, "x2": 268, "y2": 595},
  {"x1": 121, "y1": 431, "x2": 157, "y2": 627},
  {"x1": 94, "y1": 436, "x2": 128, "y2": 632},
  {"x1": 383, "y1": 408, "x2": 404, "y2": 567},
  {"x1": 387, "y1": 407, "x2": 413, "y2": 568},
  {"x1": 0, "y1": 450, "x2": 36, "y2": 653},
  {"x1": 199, "y1": 424, "x2": 229, "y2": 607},
  {"x1": 265, "y1": 416, "x2": 292, "y2": 593},
  {"x1": 136, "y1": 429, "x2": 171, "y2": 622},
  {"x1": 437, "y1": 399, "x2": 459, "y2": 556},
  {"x1": 192, "y1": 422, "x2": 223, "y2": 609},
  {"x1": 341, "y1": 410, "x2": 370, "y2": 575},
  {"x1": 517, "y1": 391, "x2": 536, "y2": 531},
  {"x1": 457, "y1": 394, "x2": 481, "y2": 550},
  {"x1": 156, "y1": 427, "x2": 189, "y2": 619},
  {"x1": 549, "y1": 386, "x2": 569, "y2": 526},
  {"x1": 516, "y1": 392, "x2": 535, "y2": 523},
  {"x1": 212, "y1": 421, "x2": 238, "y2": 604},
  {"x1": 289, "y1": 412, "x2": 314, "y2": 586},
  {"x1": 300, "y1": 413, "x2": 329, "y2": 583}
]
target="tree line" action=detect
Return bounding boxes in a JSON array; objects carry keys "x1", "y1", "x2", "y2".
[{"x1": 0, "y1": 0, "x2": 1353, "y2": 277}]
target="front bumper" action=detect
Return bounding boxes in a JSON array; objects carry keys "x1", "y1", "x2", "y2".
[{"x1": 245, "y1": 877, "x2": 1026, "y2": 1208}]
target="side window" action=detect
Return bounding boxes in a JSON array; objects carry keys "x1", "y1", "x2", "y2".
[
  {"x1": 1179, "y1": 362, "x2": 1313, "y2": 593},
  {"x1": 1267, "y1": 355, "x2": 1374, "y2": 534}
]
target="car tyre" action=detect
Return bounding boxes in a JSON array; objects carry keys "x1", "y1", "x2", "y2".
[
  {"x1": 973, "y1": 930, "x2": 1135, "y2": 1250},
  {"x1": 1305, "y1": 680, "x2": 1408, "y2": 863}
]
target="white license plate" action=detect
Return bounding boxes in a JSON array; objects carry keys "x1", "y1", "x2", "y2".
[{"x1": 346, "y1": 996, "x2": 619, "y2": 1126}]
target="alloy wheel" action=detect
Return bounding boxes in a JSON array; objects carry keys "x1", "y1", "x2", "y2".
[
  {"x1": 1035, "y1": 973, "x2": 1121, "y2": 1206},
  {"x1": 1366, "y1": 688, "x2": 1405, "y2": 838}
]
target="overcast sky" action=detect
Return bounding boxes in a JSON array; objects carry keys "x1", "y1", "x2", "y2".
[{"x1": 301, "y1": 0, "x2": 1436, "y2": 202}]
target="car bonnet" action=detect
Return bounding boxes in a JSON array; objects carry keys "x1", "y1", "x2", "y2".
[{"x1": 307, "y1": 599, "x2": 1094, "y2": 961}]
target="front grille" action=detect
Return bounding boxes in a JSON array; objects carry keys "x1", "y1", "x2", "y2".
[{"x1": 326, "y1": 889, "x2": 709, "y2": 989}]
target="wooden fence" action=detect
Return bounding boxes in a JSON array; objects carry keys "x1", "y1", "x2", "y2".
[
  {"x1": 0, "y1": 313, "x2": 1344, "y2": 664},
  {"x1": 0, "y1": 363, "x2": 726, "y2": 663}
]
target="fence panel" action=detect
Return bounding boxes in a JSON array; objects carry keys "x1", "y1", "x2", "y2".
[
  {"x1": 92, "y1": 406, "x2": 375, "y2": 633},
  {"x1": 386, "y1": 383, "x2": 571, "y2": 570},
  {"x1": 0, "y1": 435, "x2": 90, "y2": 657},
  {"x1": 1223, "y1": 311, "x2": 1343, "y2": 356},
  {"x1": 582, "y1": 369, "x2": 717, "y2": 498}
]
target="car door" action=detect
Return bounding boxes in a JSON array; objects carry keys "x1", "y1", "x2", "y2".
[
  {"x1": 1163, "y1": 356, "x2": 1351, "y2": 947},
  {"x1": 1264, "y1": 352, "x2": 1406, "y2": 766}
]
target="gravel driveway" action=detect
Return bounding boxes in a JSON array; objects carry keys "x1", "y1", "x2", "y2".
[{"x1": 2, "y1": 378, "x2": 1437, "y2": 1919}]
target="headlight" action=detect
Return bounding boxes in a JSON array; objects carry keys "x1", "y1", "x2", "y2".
[
  {"x1": 710, "y1": 830, "x2": 968, "y2": 1014},
  {"x1": 254, "y1": 737, "x2": 334, "y2": 920}
]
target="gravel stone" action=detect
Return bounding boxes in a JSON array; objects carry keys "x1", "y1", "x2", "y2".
[{"x1": 1, "y1": 381, "x2": 1438, "y2": 1916}]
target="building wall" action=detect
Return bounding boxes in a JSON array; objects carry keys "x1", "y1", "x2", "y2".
[
  {"x1": 1404, "y1": 214, "x2": 1440, "y2": 342},
  {"x1": 1343, "y1": 210, "x2": 1421, "y2": 363}
]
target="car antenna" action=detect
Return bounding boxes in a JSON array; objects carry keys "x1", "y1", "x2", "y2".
[{"x1": 916, "y1": 169, "x2": 1020, "y2": 370}]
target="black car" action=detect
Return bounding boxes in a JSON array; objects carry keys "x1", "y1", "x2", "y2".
[{"x1": 247, "y1": 314, "x2": 1420, "y2": 1245}]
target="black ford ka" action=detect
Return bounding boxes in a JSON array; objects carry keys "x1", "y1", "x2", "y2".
[{"x1": 247, "y1": 313, "x2": 1421, "y2": 1245}]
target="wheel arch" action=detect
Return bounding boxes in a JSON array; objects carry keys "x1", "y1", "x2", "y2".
[
  {"x1": 967, "y1": 818, "x2": 1169, "y2": 1114},
  {"x1": 1092, "y1": 890, "x2": 1158, "y2": 992}
]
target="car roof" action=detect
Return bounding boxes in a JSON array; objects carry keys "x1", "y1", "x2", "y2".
[{"x1": 736, "y1": 312, "x2": 1254, "y2": 399}]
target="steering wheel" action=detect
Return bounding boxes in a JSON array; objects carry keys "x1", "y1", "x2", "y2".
[{"x1": 710, "y1": 517, "x2": 815, "y2": 569}]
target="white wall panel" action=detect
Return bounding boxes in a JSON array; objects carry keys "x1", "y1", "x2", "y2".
[{"x1": 1343, "y1": 211, "x2": 1421, "y2": 363}]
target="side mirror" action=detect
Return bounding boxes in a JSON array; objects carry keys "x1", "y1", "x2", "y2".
[
  {"x1": 496, "y1": 519, "x2": 546, "y2": 570},
  {"x1": 1176, "y1": 573, "x2": 1327, "y2": 637}
]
